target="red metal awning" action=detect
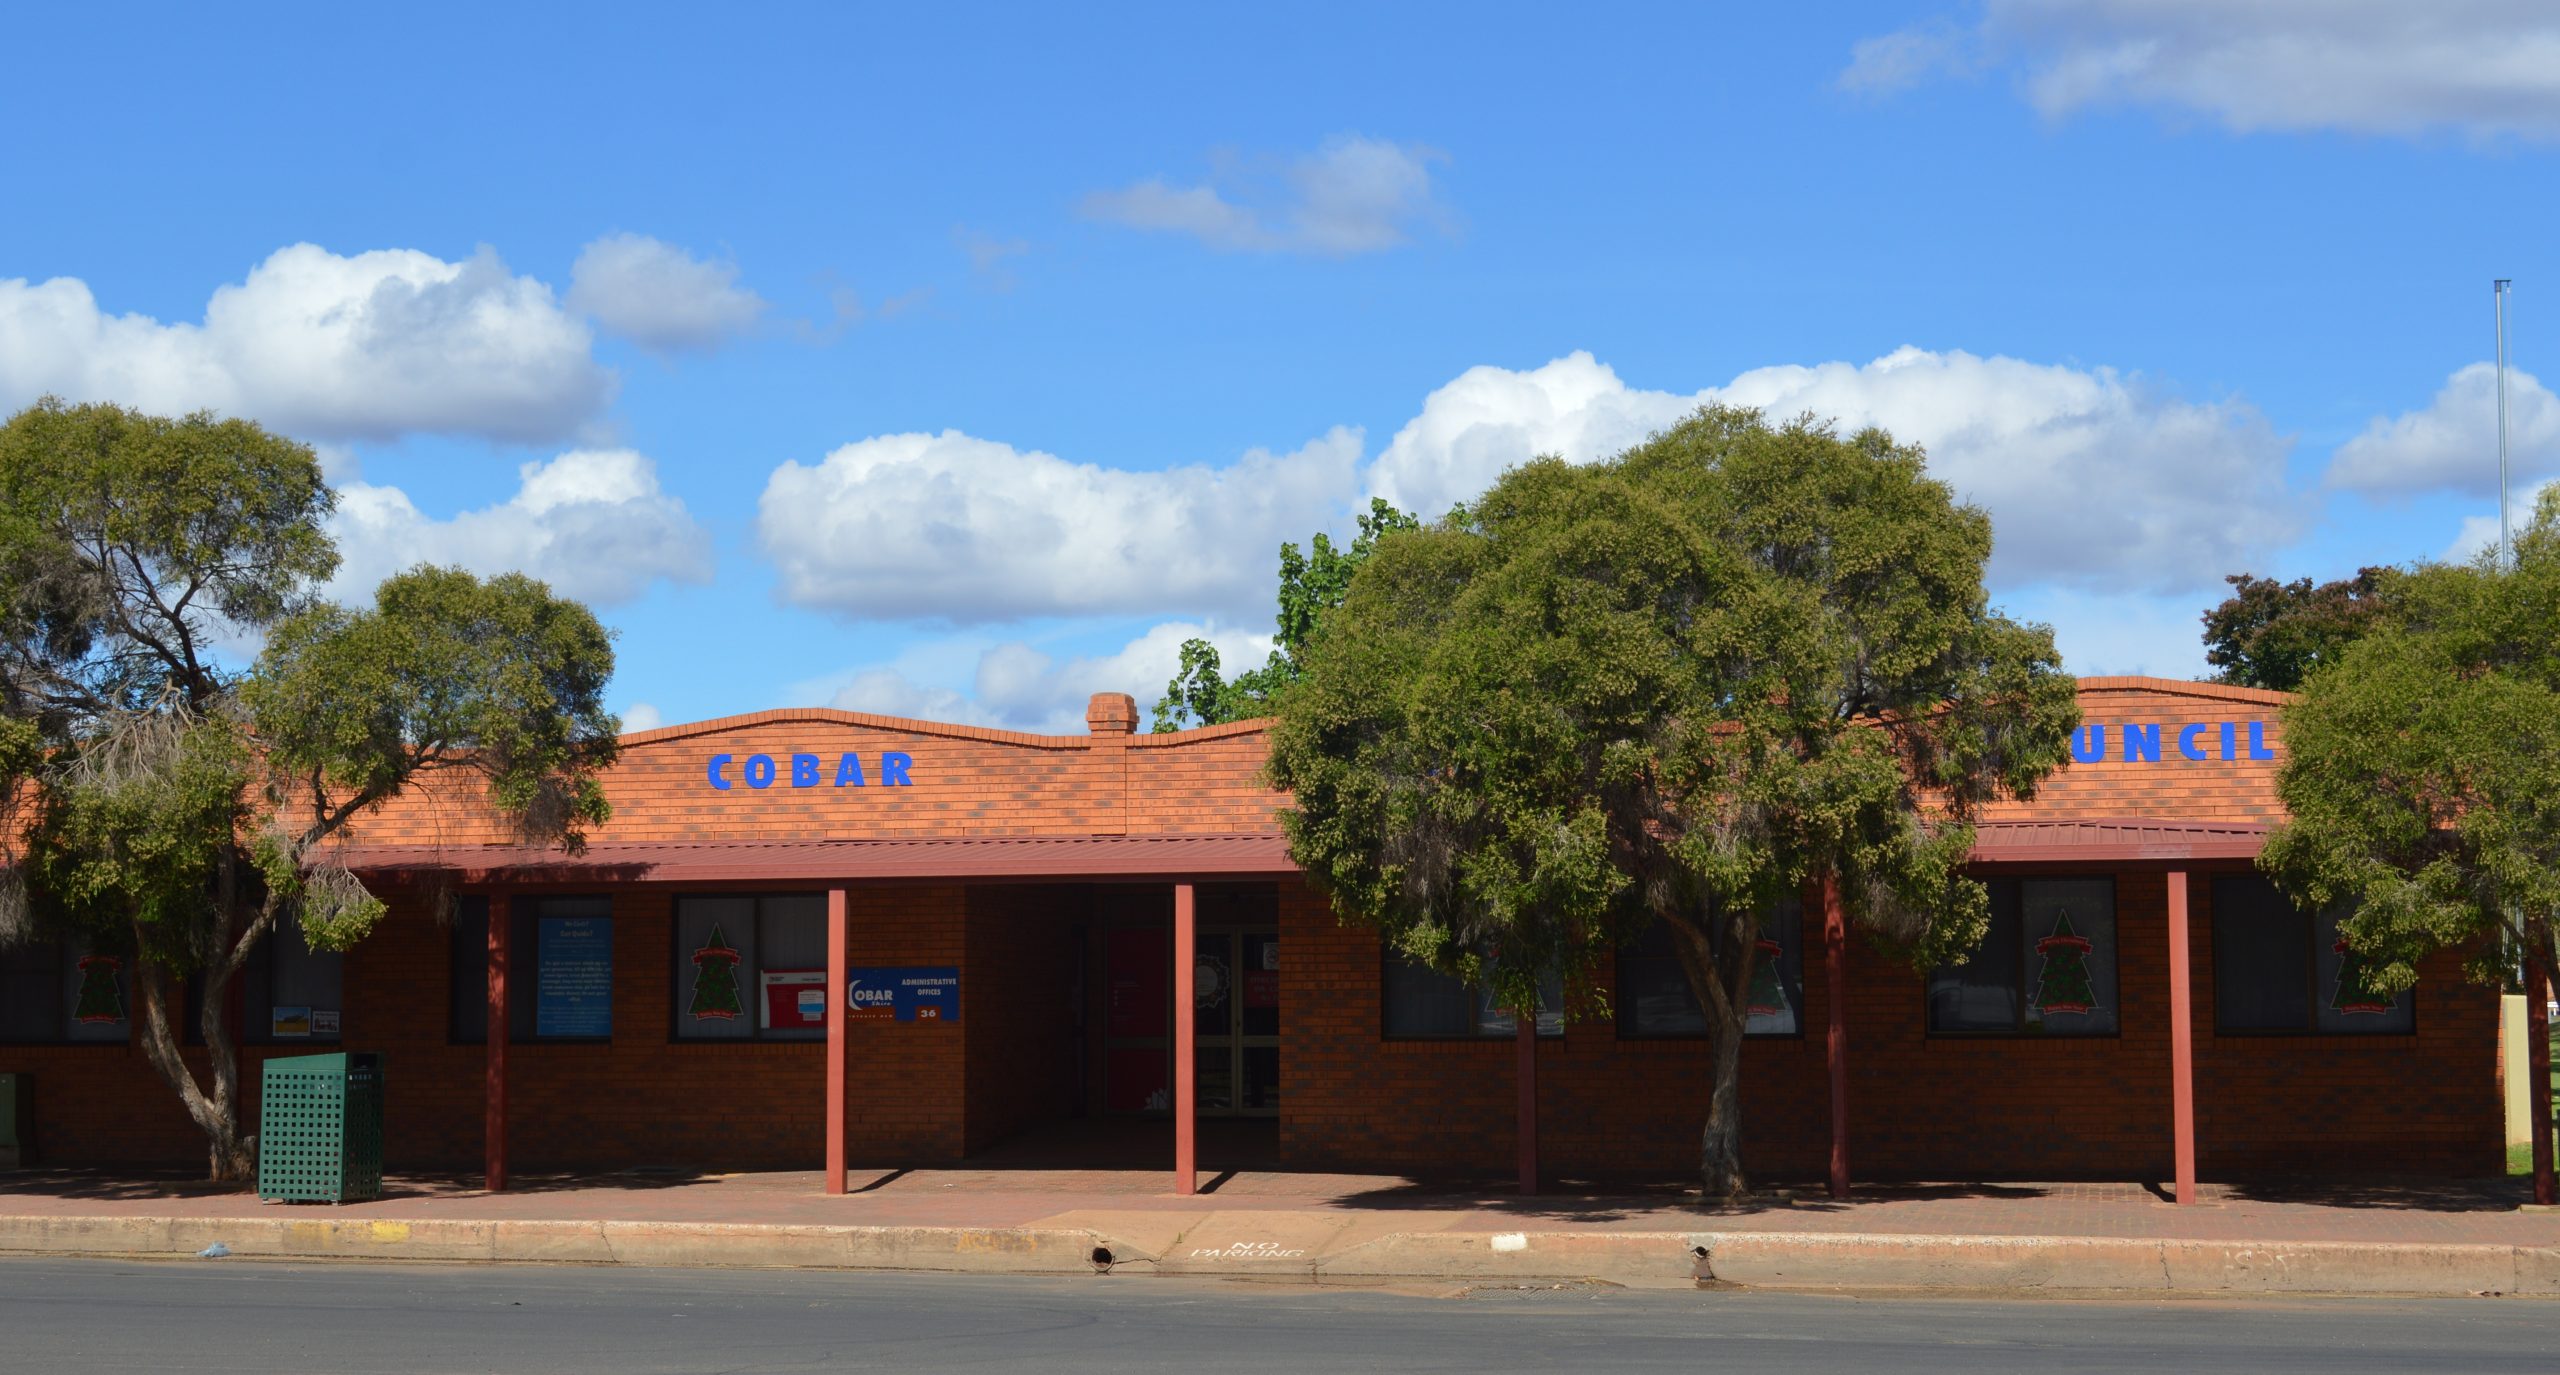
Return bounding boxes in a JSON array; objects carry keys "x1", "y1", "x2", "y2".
[
  {"x1": 1969, "y1": 817, "x2": 2270, "y2": 865},
  {"x1": 332, "y1": 833, "x2": 1299, "y2": 886}
]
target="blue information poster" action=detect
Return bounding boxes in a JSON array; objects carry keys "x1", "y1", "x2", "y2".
[
  {"x1": 845, "y1": 966, "x2": 960, "y2": 1023},
  {"x1": 537, "y1": 916, "x2": 614, "y2": 1037}
]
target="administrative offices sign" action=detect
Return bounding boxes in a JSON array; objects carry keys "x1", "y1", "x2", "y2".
[{"x1": 846, "y1": 967, "x2": 960, "y2": 1023}]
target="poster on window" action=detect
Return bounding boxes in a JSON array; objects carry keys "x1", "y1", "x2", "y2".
[
  {"x1": 270, "y1": 1006, "x2": 313, "y2": 1038},
  {"x1": 761, "y1": 969, "x2": 827, "y2": 1030},
  {"x1": 536, "y1": 916, "x2": 614, "y2": 1038}
]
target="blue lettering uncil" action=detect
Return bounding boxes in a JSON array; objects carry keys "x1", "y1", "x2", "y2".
[{"x1": 2056, "y1": 719, "x2": 2273, "y2": 769}]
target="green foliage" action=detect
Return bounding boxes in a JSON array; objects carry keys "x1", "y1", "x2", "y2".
[
  {"x1": 2201, "y1": 567, "x2": 2396, "y2": 692},
  {"x1": 0, "y1": 398, "x2": 338, "y2": 719},
  {"x1": 1267, "y1": 408, "x2": 2079, "y2": 1187},
  {"x1": 245, "y1": 564, "x2": 622, "y2": 860},
  {"x1": 2263, "y1": 490, "x2": 2560, "y2": 996},
  {"x1": 1153, "y1": 498, "x2": 1419, "y2": 731},
  {"x1": 0, "y1": 397, "x2": 620, "y2": 1177}
]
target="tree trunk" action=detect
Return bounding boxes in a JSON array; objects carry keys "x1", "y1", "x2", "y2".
[
  {"x1": 1697, "y1": 1007, "x2": 1749, "y2": 1200},
  {"x1": 1665, "y1": 906, "x2": 1757, "y2": 1202},
  {"x1": 130, "y1": 903, "x2": 269, "y2": 1184}
]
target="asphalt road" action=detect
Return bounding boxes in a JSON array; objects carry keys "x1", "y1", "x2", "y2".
[{"x1": 4, "y1": 1258, "x2": 2553, "y2": 1373}]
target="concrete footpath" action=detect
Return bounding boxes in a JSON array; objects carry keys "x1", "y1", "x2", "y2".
[{"x1": 4, "y1": 1166, "x2": 2556, "y2": 1297}]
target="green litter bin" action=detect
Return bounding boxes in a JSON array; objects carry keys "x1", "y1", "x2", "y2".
[{"x1": 256, "y1": 1052, "x2": 384, "y2": 1203}]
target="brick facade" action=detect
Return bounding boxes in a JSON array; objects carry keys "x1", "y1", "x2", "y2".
[{"x1": 0, "y1": 678, "x2": 2509, "y2": 1180}]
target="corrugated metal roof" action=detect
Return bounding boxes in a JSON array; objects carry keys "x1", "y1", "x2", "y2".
[
  {"x1": 334, "y1": 833, "x2": 1298, "y2": 885},
  {"x1": 1970, "y1": 817, "x2": 2270, "y2": 864}
]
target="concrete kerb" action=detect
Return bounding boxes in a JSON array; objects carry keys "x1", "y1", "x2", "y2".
[
  {"x1": 1691, "y1": 1231, "x2": 2560, "y2": 1297},
  {"x1": 1, "y1": 1214, "x2": 2555, "y2": 1296}
]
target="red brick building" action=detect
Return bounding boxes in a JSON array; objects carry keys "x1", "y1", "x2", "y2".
[{"x1": 0, "y1": 677, "x2": 2507, "y2": 1188}]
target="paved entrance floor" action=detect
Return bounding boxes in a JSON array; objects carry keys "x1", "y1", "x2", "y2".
[{"x1": 2, "y1": 1164, "x2": 2550, "y2": 1247}]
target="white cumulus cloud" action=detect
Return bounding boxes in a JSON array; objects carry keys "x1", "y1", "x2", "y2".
[
  {"x1": 2327, "y1": 362, "x2": 2560, "y2": 496},
  {"x1": 567, "y1": 233, "x2": 767, "y2": 352},
  {"x1": 756, "y1": 427, "x2": 1361, "y2": 623},
  {"x1": 1371, "y1": 348, "x2": 2298, "y2": 595},
  {"x1": 327, "y1": 448, "x2": 712, "y2": 606},
  {"x1": 1845, "y1": 1, "x2": 2560, "y2": 140},
  {"x1": 756, "y1": 347, "x2": 2296, "y2": 637},
  {"x1": 620, "y1": 703, "x2": 665, "y2": 734},
  {"x1": 0, "y1": 243, "x2": 612, "y2": 443},
  {"x1": 1080, "y1": 135, "x2": 1449, "y2": 256}
]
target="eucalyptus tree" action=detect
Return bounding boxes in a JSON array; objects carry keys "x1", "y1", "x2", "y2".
[
  {"x1": 0, "y1": 399, "x2": 620, "y2": 1180},
  {"x1": 2261, "y1": 489, "x2": 2560, "y2": 1204},
  {"x1": 1153, "y1": 498, "x2": 1419, "y2": 731},
  {"x1": 1270, "y1": 408, "x2": 2078, "y2": 1198}
]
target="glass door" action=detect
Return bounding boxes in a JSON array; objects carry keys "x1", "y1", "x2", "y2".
[{"x1": 1194, "y1": 929, "x2": 1278, "y2": 1117}]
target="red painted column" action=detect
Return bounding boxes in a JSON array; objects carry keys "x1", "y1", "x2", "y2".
[
  {"x1": 484, "y1": 891, "x2": 510, "y2": 1194},
  {"x1": 2166, "y1": 869, "x2": 2198, "y2": 1206},
  {"x1": 2531, "y1": 958, "x2": 2555, "y2": 1208},
  {"x1": 1173, "y1": 882, "x2": 1197, "y2": 1196},
  {"x1": 825, "y1": 886, "x2": 849, "y2": 1196},
  {"x1": 1515, "y1": 1009, "x2": 1538, "y2": 1196},
  {"x1": 1823, "y1": 872, "x2": 1849, "y2": 1200}
]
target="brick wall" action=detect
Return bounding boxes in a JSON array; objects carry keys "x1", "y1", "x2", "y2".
[{"x1": 1279, "y1": 870, "x2": 2506, "y2": 1182}]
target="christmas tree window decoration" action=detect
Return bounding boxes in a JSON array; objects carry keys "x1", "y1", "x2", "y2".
[
  {"x1": 73, "y1": 954, "x2": 126, "y2": 1024},
  {"x1": 688, "y1": 923, "x2": 745, "y2": 1021},
  {"x1": 2030, "y1": 910, "x2": 2098, "y2": 1019},
  {"x1": 2328, "y1": 936, "x2": 2394, "y2": 1017},
  {"x1": 1743, "y1": 935, "x2": 1793, "y2": 1033}
]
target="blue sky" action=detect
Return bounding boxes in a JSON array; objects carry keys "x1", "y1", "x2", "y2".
[{"x1": 6, "y1": 2, "x2": 2556, "y2": 732}]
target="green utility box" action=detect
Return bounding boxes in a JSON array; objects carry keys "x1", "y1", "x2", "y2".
[
  {"x1": 256, "y1": 1052, "x2": 384, "y2": 1203},
  {"x1": 0, "y1": 1073, "x2": 28, "y2": 1168}
]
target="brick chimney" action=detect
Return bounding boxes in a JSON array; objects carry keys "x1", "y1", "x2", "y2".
[{"x1": 1085, "y1": 692, "x2": 1139, "y2": 736}]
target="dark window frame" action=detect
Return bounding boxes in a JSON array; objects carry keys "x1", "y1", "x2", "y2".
[
  {"x1": 666, "y1": 891, "x2": 830, "y2": 1044},
  {"x1": 1377, "y1": 948, "x2": 1565, "y2": 1042},
  {"x1": 1613, "y1": 903, "x2": 1808, "y2": 1042},
  {"x1": 447, "y1": 894, "x2": 617, "y2": 1046},
  {"x1": 185, "y1": 925, "x2": 347, "y2": 1048},
  {"x1": 2210, "y1": 874, "x2": 2418, "y2": 1039},
  {"x1": 240, "y1": 922, "x2": 346, "y2": 1047},
  {"x1": 1924, "y1": 874, "x2": 2125, "y2": 1040},
  {"x1": 0, "y1": 936, "x2": 132, "y2": 1047}
]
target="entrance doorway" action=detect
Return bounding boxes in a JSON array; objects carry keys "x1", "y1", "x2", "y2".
[
  {"x1": 1098, "y1": 885, "x2": 1278, "y2": 1119},
  {"x1": 1192, "y1": 929, "x2": 1279, "y2": 1116}
]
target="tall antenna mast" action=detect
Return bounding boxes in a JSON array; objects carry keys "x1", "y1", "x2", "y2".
[{"x1": 2496, "y1": 278, "x2": 2514, "y2": 569}]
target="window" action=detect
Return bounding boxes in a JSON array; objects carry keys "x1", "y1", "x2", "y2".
[
  {"x1": 187, "y1": 922, "x2": 346, "y2": 1045},
  {"x1": 0, "y1": 937, "x2": 130, "y2": 1044},
  {"x1": 1381, "y1": 954, "x2": 1562, "y2": 1038},
  {"x1": 2213, "y1": 875, "x2": 2413, "y2": 1035},
  {"x1": 244, "y1": 922, "x2": 343, "y2": 1044},
  {"x1": 671, "y1": 894, "x2": 827, "y2": 1041},
  {"x1": 449, "y1": 895, "x2": 615, "y2": 1043},
  {"x1": 1927, "y1": 877, "x2": 2119, "y2": 1036},
  {"x1": 1617, "y1": 902, "x2": 1804, "y2": 1038}
]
